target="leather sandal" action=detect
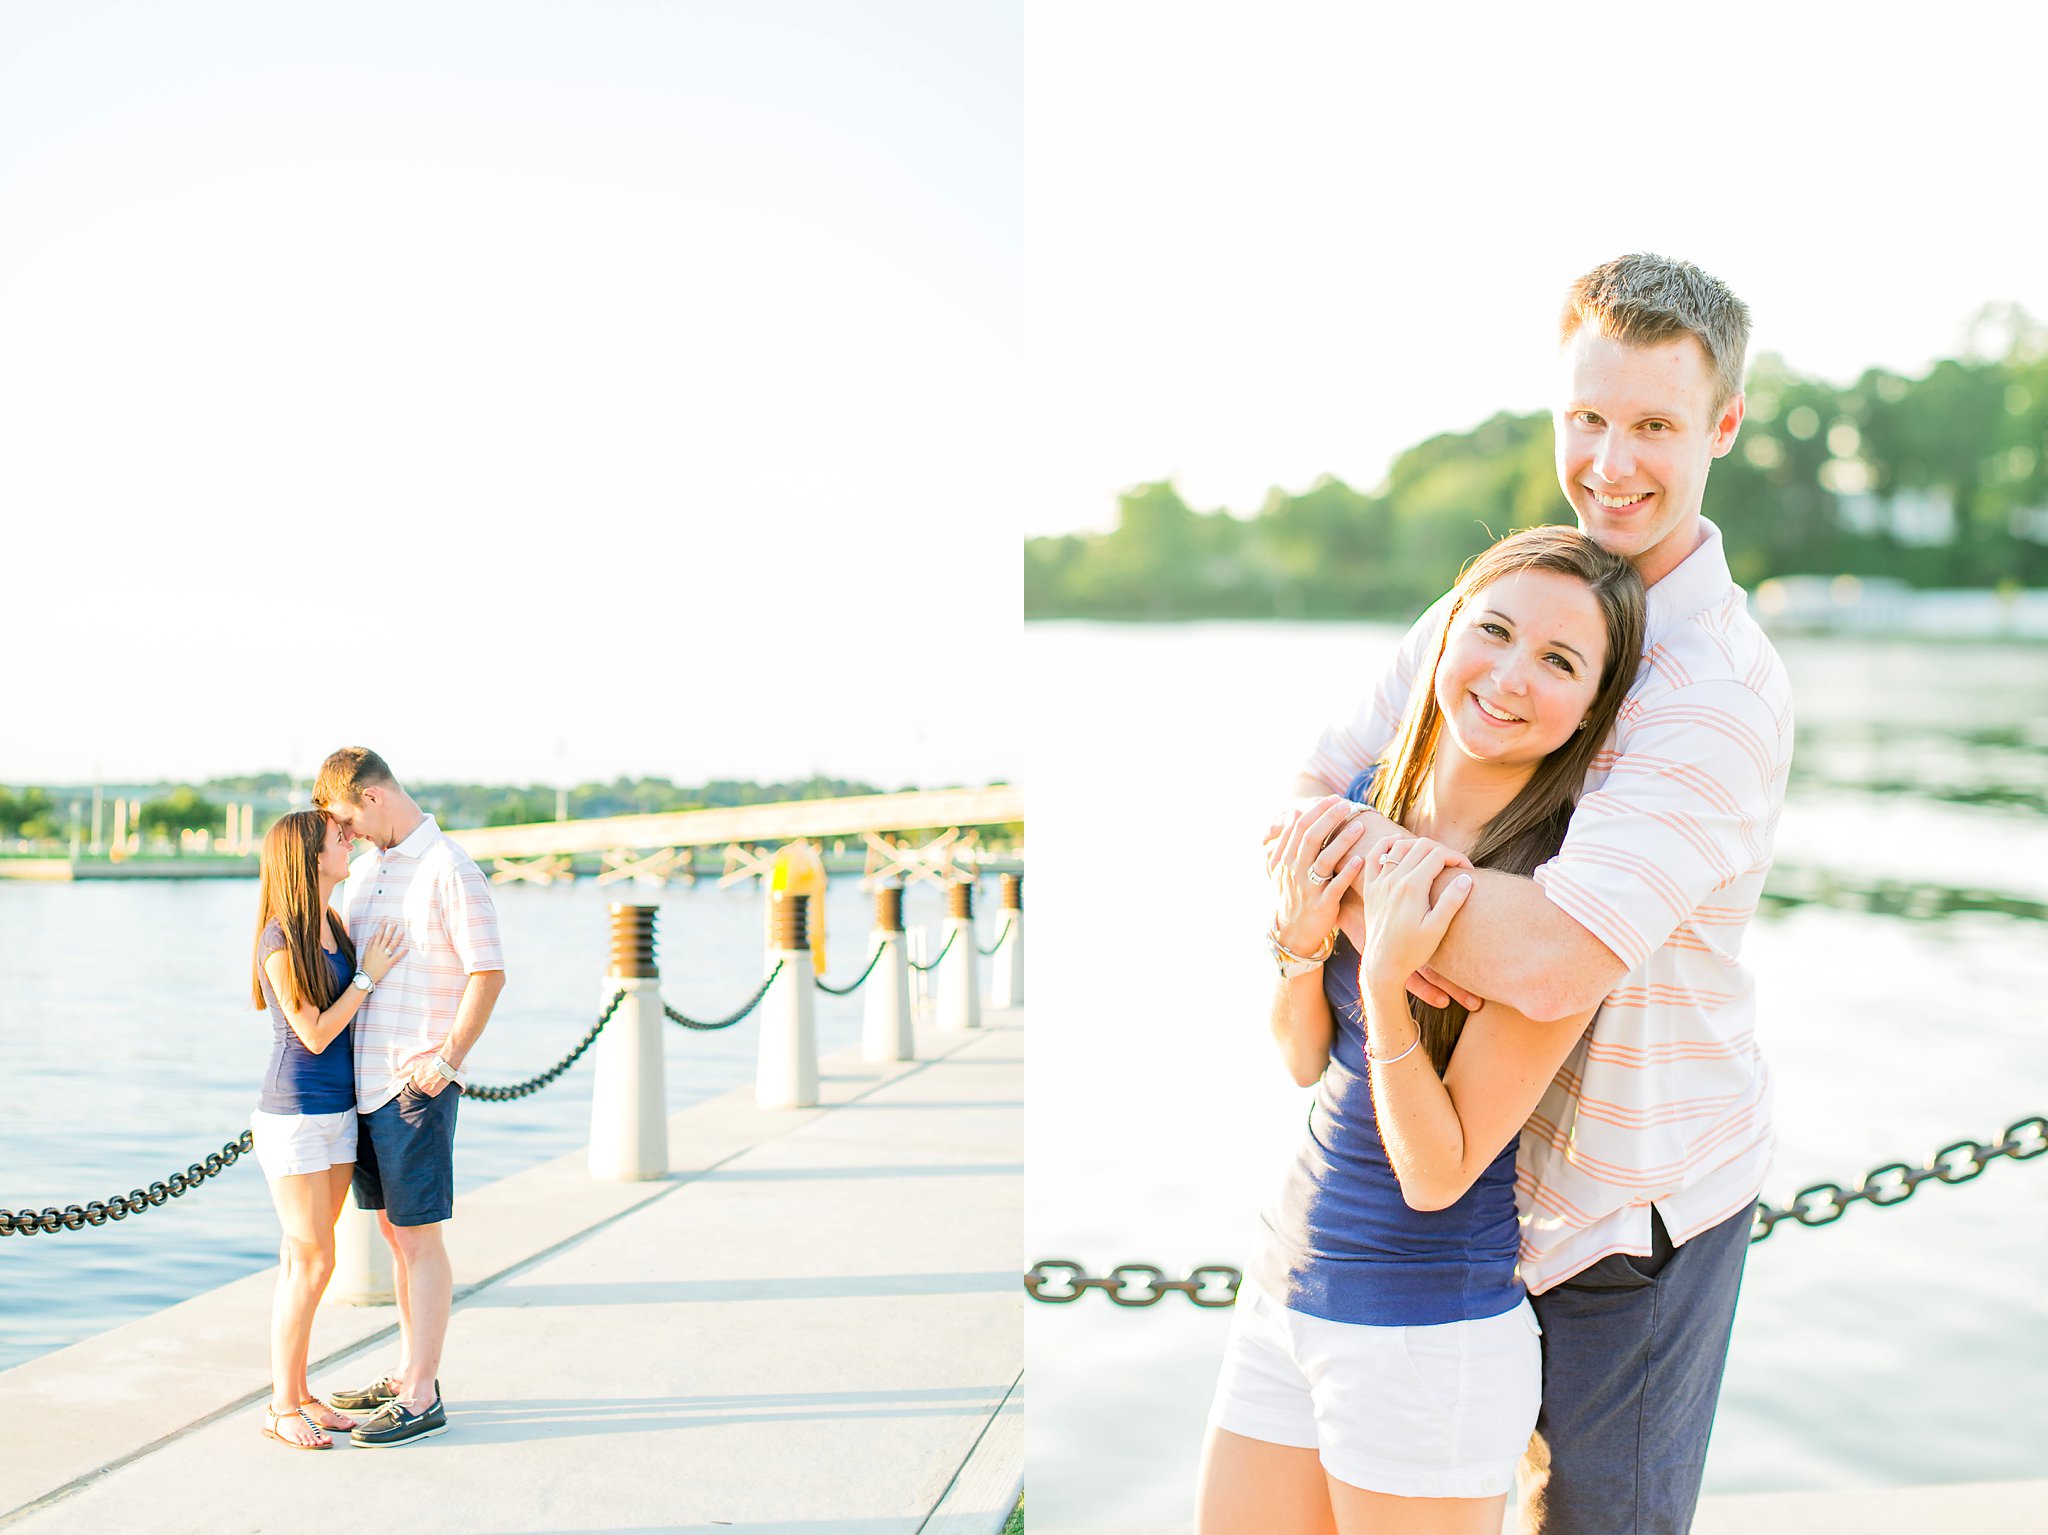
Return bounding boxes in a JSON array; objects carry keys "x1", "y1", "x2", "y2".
[{"x1": 262, "y1": 1405, "x2": 331, "y2": 1450}]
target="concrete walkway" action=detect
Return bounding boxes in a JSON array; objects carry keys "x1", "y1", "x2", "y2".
[{"x1": 1, "y1": 1009, "x2": 1024, "y2": 1534}]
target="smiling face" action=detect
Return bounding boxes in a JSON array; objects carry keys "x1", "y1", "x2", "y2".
[
  {"x1": 1555, "y1": 325, "x2": 1745, "y2": 587},
  {"x1": 1433, "y1": 567, "x2": 1609, "y2": 769}
]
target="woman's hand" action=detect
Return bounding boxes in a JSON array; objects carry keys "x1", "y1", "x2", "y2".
[
  {"x1": 1357, "y1": 835, "x2": 1473, "y2": 992},
  {"x1": 360, "y1": 920, "x2": 409, "y2": 983},
  {"x1": 1272, "y1": 796, "x2": 1373, "y2": 954}
]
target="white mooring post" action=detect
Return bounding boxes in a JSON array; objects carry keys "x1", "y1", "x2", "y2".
[
  {"x1": 757, "y1": 891, "x2": 819, "y2": 1108},
  {"x1": 991, "y1": 872, "x2": 1024, "y2": 1007},
  {"x1": 936, "y1": 879, "x2": 982, "y2": 1033},
  {"x1": 863, "y1": 883, "x2": 916, "y2": 1062},
  {"x1": 332, "y1": 1185, "x2": 395, "y2": 1306},
  {"x1": 588, "y1": 903, "x2": 669, "y2": 1180}
]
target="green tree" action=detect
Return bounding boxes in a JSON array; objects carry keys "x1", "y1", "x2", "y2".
[{"x1": 137, "y1": 786, "x2": 222, "y2": 842}]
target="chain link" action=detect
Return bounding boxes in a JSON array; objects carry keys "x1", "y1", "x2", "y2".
[
  {"x1": 978, "y1": 917, "x2": 1015, "y2": 958},
  {"x1": 1027, "y1": 1113, "x2": 2048, "y2": 1302},
  {"x1": 1025, "y1": 1260, "x2": 1242, "y2": 1307},
  {"x1": 665, "y1": 960, "x2": 784, "y2": 1030},
  {"x1": 816, "y1": 944, "x2": 887, "y2": 997},
  {"x1": 467, "y1": 990, "x2": 628, "y2": 1103},
  {"x1": 1, "y1": 1130, "x2": 256, "y2": 1236},
  {"x1": 1749, "y1": 1113, "x2": 2047, "y2": 1242},
  {"x1": 907, "y1": 929, "x2": 959, "y2": 974}
]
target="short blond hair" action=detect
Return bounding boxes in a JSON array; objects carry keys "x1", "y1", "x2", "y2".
[
  {"x1": 1561, "y1": 253, "x2": 1751, "y2": 412},
  {"x1": 312, "y1": 747, "x2": 398, "y2": 811}
]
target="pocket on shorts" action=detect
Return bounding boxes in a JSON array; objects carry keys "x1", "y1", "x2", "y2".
[
  {"x1": 1396, "y1": 1321, "x2": 1464, "y2": 1423},
  {"x1": 1557, "y1": 1251, "x2": 1658, "y2": 1292}
]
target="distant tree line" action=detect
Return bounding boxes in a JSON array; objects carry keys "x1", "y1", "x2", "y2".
[
  {"x1": 0, "y1": 786, "x2": 59, "y2": 841},
  {"x1": 1025, "y1": 307, "x2": 2048, "y2": 619}
]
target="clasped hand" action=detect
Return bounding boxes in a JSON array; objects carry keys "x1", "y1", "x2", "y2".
[
  {"x1": 1265, "y1": 796, "x2": 1484, "y2": 1010},
  {"x1": 1270, "y1": 796, "x2": 1374, "y2": 954},
  {"x1": 1357, "y1": 834, "x2": 1473, "y2": 995}
]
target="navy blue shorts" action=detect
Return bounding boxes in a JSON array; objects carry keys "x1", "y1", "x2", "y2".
[
  {"x1": 1520, "y1": 1203, "x2": 1754, "y2": 1534},
  {"x1": 351, "y1": 1082, "x2": 462, "y2": 1227}
]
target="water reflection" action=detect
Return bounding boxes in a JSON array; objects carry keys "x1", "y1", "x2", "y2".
[
  {"x1": 1788, "y1": 723, "x2": 2048, "y2": 814},
  {"x1": 1761, "y1": 866, "x2": 2048, "y2": 924}
]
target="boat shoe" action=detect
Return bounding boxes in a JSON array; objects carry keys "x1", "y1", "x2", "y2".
[
  {"x1": 349, "y1": 1389, "x2": 448, "y2": 1448},
  {"x1": 326, "y1": 1375, "x2": 403, "y2": 1416}
]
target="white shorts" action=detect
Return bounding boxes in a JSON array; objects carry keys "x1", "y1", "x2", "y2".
[
  {"x1": 1207, "y1": 1280, "x2": 1542, "y2": 1499},
  {"x1": 249, "y1": 1108, "x2": 358, "y2": 1180}
]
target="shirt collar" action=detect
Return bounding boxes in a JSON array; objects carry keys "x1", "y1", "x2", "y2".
[
  {"x1": 1643, "y1": 516, "x2": 1734, "y2": 643},
  {"x1": 385, "y1": 813, "x2": 440, "y2": 861}
]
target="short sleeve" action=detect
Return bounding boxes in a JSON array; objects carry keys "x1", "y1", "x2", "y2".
[
  {"x1": 259, "y1": 918, "x2": 288, "y2": 959},
  {"x1": 1533, "y1": 679, "x2": 1788, "y2": 970},
  {"x1": 1301, "y1": 592, "x2": 1455, "y2": 792},
  {"x1": 436, "y1": 855, "x2": 505, "y2": 974}
]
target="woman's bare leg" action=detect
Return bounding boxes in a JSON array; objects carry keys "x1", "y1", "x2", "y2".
[
  {"x1": 1194, "y1": 1425, "x2": 1337, "y2": 1535},
  {"x1": 264, "y1": 1169, "x2": 339, "y2": 1443},
  {"x1": 291, "y1": 1163, "x2": 358, "y2": 1429},
  {"x1": 1325, "y1": 1476, "x2": 1507, "y2": 1535}
]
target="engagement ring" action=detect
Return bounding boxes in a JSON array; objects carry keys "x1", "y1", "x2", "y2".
[
  {"x1": 1379, "y1": 851, "x2": 1401, "y2": 865},
  {"x1": 1307, "y1": 869, "x2": 1332, "y2": 886}
]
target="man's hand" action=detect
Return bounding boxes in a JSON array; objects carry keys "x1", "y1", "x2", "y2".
[
  {"x1": 1410, "y1": 963, "x2": 1484, "y2": 1014},
  {"x1": 406, "y1": 1057, "x2": 450, "y2": 1097}
]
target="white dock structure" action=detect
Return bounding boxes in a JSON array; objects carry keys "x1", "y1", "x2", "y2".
[
  {"x1": 453, "y1": 785, "x2": 1023, "y2": 887},
  {"x1": 1, "y1": 1010, "x2": 1025, "y2": 1534}
]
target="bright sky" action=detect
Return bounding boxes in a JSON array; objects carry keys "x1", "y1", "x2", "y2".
[
  {"x1": 1026, "y1": 5, "x2": 2048, "y2": 534},
  {"x1": 0, "y1": 1, "x2": 1021, "y2": 789}
]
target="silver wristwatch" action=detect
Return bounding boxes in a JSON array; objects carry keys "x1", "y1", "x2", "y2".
[
  {"x1": 431, "y1": 1053, "x2": 469, "y2": 1088},
  {"x1": 351, "y1": 970, "x2": 375, "y2": 994}
]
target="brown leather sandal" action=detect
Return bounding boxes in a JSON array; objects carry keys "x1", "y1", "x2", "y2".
[{"x1": 262, "y1": 1404, "x2": 332, "y2": 1450}]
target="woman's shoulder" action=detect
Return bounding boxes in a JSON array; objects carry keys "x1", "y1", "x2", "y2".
[{"x1": 259, "y1": 916, "x2": 289, "y2": 955}]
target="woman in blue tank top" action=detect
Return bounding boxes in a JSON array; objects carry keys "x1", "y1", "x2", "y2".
[
  {"x1": 248, "y1": 809, "x2": 407, "y2": 1449},
  {"x1": 1197, "y1": 528, "x2": 1645, "y2": 1533}
]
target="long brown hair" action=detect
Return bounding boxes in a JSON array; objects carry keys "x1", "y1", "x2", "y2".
[
  {"x1": 1367, "y1": 526, "x2": 1645, "y2": 1072},
  {"x1": 251, "y1": 810, "x2": 357, "y2": 1014}
]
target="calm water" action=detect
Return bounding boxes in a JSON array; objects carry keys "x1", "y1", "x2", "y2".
[
  {"x1": 1024, "y1": 623, "x2": 2048, "y2": 1522},
  {"x1": 0, "y1": 873, "x2": 994, "y2": 1371}
]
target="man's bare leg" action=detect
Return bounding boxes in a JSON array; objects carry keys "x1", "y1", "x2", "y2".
[
  {"x1": 383, "y1": 1218, "x2": 451, "y2": 1409},
  {"x1": 377, "y1": 1209, "x2": 416, "y2": 1383}
]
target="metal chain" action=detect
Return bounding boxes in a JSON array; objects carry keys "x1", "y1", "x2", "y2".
[
  {"x1": 1, "y1": 1130, "x2": 256, "y2": 1236},
  {"x1": 1749, "y1": 1113, "x2": 2048, "y2": 1243},
  {"x1": 907, "y1": 929, "x2": 959, "y2": 974},
  {"x1": 978, "y1": 917, "x2": 1015, "y2": 958},
  {"x1": 665, "y1": 960, "x2": 784, "y2": 1030},
  {"x1": 816, "y1": 944, "x2": 887, "y2": 997},
  {"x1": 1025, "y1": 1113, "x2": 2048, "y2": 1304},
  {"x1": 467, "y1": 989, "x2": 628, "y2": 1103},
  {"x1": 1026, "y1": 1260, "x2": 1243, "y2": 1308}
]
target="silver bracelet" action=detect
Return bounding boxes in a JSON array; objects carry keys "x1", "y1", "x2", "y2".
[{"x1": 1364, "y1": 1021, "x2": 1423, "y2": 1066}]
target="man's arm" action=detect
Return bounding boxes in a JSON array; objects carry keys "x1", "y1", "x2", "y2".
[
  {"x1": 409, "y1": 968, "x2": 505, "y2": 1095},
  {"x1": 1421, "y1": 675, "x2": 1789, "y2": 1021},
  {"x1": 1330, "y1": 840, "x2": 1621, "y2": 1020},
  {"x1": 1413, "y1": 866, "x2": 1626, "y2": 1023}
]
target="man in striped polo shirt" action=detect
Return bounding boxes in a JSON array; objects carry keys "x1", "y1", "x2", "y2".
[
  {"x1": 313, "y1": 747, "x2": 507, "y2": 1448},
  {"x1": 1294, "y1": 254, "x2": 1793, "y2": 1532}
]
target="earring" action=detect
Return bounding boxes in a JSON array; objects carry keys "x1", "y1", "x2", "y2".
[{"x1": 1575, "y1": 720, "x2": 1588, "y2": 732}]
